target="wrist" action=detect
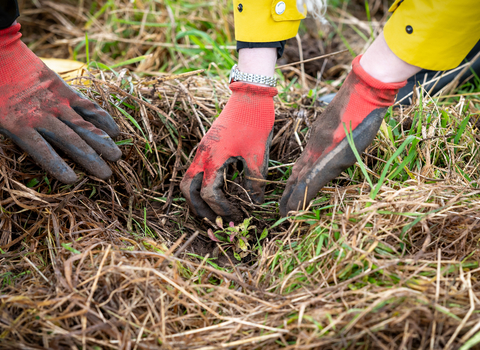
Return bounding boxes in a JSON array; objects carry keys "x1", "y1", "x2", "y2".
[
  {"x1": 360, "y1": 32, "x2": 421, "y2": 84},
  {"x1": 237, "y1": 47, "x2": 277, "y2": 87},
  {"x1": 229, "y1": 64, "x2": 277, "y2": 87}
]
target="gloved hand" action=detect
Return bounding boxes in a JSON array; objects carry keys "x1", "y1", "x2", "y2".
[
  {"x1": 280, "y1": 55, "x2": 406, "y2": 216},
  {"x1": 0, "y1": 23, "x2": 121, "y2": 184},
  {"x1": 180, "y1": 82, "x2": 277, "y2": 222}
]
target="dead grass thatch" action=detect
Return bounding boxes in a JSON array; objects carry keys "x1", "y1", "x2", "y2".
[
  {"x1": 2, "y1": 1, "x2": 480, "y2": 349},
  {"x1": 0, "y1": 67, "x2": 480, "y2": 349}
]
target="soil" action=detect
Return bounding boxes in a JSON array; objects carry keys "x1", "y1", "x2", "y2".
[
  {"x1": 188, "y1": 234, "x2": 239, "y2": 267},
  {"x1": 278, "y1": 18, "x2": 350, "y2": 81},
  {"x1": 280, "y1": 35, "x2": 339, "y2": 80}
]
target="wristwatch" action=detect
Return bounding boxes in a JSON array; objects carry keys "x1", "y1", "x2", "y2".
[{"x1": 229, "y1": 64, "x2": 277, "y2": 87}]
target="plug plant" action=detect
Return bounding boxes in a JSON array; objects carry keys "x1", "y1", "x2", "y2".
[{"x1": 207, "y1": 217, "x2": 268, "y2": 261}]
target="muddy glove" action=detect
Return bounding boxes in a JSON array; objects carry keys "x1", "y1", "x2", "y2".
[
  {"x1": 180, "y1": 82, "x2": 277, "y2": 222},
  {"x1": 0, "y1": 24, "x2": 121, "y2": 184},
  {"x1": 280, "y1": 55, "x2": 406, "y2": 216}
]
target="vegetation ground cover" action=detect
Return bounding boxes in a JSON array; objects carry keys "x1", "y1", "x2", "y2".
[{"x1": 1, "y1": 1, "x2": 480, "y2": 349}]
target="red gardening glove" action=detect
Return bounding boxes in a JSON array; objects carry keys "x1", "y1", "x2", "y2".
[
  {"x1": 280, "y1": 55, "x2": 406, "y2": 216},
  {"x1": 0, "y1": 24, "x2": 121, "y2": 183},
  {"x1": 180, "y1": 82, "x2": 277, "y2": 222}
]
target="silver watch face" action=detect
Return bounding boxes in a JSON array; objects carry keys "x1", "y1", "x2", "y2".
[{"x1": 229, "y1": 64, "x2": 238, "y2": 84}]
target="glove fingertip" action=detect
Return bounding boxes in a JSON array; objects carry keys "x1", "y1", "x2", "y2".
[
  {"x1": 51, "y1": 167, "x2": 78, "y2": 185},
  {"x1": 279, "y1": 201, "x2": 288, "y2": 217},
  {"x1": 181, "y1": 172, "x2": 218, "y2": 221},
  {"x1": 179, "y1": 173, "x2": 195, "y2": 201},
  {"x1": 106, "y1": 122, "x2": 121, "y2": 139},
  {"x1": 283, "y1": 183, "x2": 309, "y2": 217},
  {"x1": 102, "y1": 144, "x2": 122, "y2": 162},
  {"x1": 279, "y1": 179, "x2": 297, "y2": 217},
  {"x1": 95, "y1": 166, "x2": 113, "y2": 180}
]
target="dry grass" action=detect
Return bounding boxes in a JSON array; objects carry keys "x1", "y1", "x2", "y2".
[
  {"x1": 2, "y1": 1, "x2": 480, "y2": 349},
  {"x1": 1, "y1": 69, "x2": 480, "y2": 349}
]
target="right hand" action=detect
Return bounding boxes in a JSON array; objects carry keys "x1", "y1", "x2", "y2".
[
  {"x1": 280, "y1": 55, "x2": 406, "y2": 216},
  {"x1": 0, "y1": 24, "x2": 122, "y2": 184},
  {"x1": 180, "y1": 82, "x2": 277, "y2": 222}
]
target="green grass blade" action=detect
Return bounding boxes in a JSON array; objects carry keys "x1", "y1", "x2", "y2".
[
  {"x1": 371, "y1": 135, "x2": 416, "y2": 199},
  {"x1": 176, "y1": 29, "x2": 235, "y2": 67},
  {"x1": 460, "y1": 330, "x2": 480, "y2": 350},
  {"x1": 454, "y1": 114, "x2": 470, "y2": 145},
  {"x1": 111, "y1": 55, "x2": 149, "y2": 69},
  {"x1": 343, "y1": 122, "x2": 374, "y2": 189},
  {"x1": 85, "y1": 33, "x2": 90, "y2": 65}
]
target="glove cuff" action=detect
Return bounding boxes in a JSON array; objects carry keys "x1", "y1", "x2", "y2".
[
  {"x1": 221, "y1": 82, "x2": 277, "y2": 130},
  {"x1": 0, "y1": 23, "x2": 21, "y2": 48},
  {"x1": 352, "y1": 55, "x2": 407, "y2": 91},
  {"x1": 229, "y1": 81, "x2": 278, "y2": 97}
]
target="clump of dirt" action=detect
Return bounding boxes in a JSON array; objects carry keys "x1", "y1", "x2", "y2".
[{"x1": 403, "y1": 116, "x2": 413, "y2": 131}]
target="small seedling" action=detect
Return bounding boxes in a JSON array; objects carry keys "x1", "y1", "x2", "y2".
[{"x1": 207, "y1": 217, "x2": 268, "y2": 261}]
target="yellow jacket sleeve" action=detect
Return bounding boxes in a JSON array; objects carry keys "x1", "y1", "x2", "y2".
[
  {"x1": 384, "y1": 0, "x2": 480, "y2": 71},
  {"x1": 233, "y1": 0, "x2": 306, "y2": 42}
]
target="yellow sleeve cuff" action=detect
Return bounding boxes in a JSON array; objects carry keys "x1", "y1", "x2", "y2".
[
  {"x1": 233, "y1": 0, "x2": 306, "y2": 42},
  {"x1": 384, "y1": 0, "x2": 480, "y2": 71}
]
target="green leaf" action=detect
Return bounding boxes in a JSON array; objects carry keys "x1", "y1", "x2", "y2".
[
  {"x1": 401, "y1": 206, "x2": 445, "y2": 239},
  {"x1": 441, "y1": 110, "x2": 450, "y2": 128},
  {"x1": 85, "y1": 32, "x2": 89, "y2": 65},
  {"x1": 26, "y1": 178, "x2": 40, "y2": 188},
  {"x1": 112, "y1": 19, "x2": 171, "y2": 28},
  {"x1": 269, "y1": 217, "x2": 290, "y2": 229},
  {"x1": 237, "y1": 217, "x2": 251, "y2": 234},
  {"x1": 88, "y1": 61, "x2": 119, "y2": 75},
  {"x1": 460, "y1": 330, "x2": 480, "y2": 350},
  {"x1": 233, "y1": 252, "x2": 242, "y2": 261},
  {"x1": 237, "y1": 237, "x2": 249, "y2": 251},
  {"x1": 176, "y1": 29, "x2": 235, "y2": 66},
  {"x1": 259, "y1": 228, "x2": 268, "y2": 240},
  {"x1": 89, "y1": 186, "x2": 97, "y2": 199},
  {"x1": 114, "y1": 105, "x2": 151, "y2": 152}
]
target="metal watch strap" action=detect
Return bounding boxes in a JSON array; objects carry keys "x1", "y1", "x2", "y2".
[{"x1": 229, "y1": 64, "x2": 277, "y2": 87}]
